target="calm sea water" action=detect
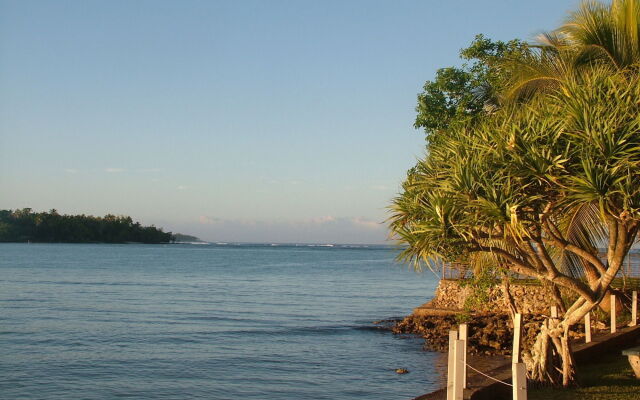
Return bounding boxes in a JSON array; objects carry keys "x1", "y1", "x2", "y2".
[{"x1": 0, "y1": 243, "x2": 445, "y2": 399}]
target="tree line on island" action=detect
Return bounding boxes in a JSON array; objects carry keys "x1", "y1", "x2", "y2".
[
  {"x1": 390, "y1": 0, "x2": 640, "y2": 387},
  {"x1": 0, "y1": 208, "x2": 176, "y2": 243}
]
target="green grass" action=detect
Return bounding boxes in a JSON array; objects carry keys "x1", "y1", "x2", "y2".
[
  {"x1": 529, "y1": 353, "x2": 640, "y2": 400},
  {"x1": 452, "y1": 277, "x2": 640, "y2": 289},
  {"x1": 610, "y1": 277, "x2": 640, "y2": 290}
]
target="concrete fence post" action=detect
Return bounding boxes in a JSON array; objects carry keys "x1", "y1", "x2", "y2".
[
  {"x1": 512, "y1": 362, "x2": 527, "y2": 400},
  {"x1": 611, "y1": 294, "x2": 617, "y2": 334},
  {"x1": 632, "y1": 291, "x2": 637, "y2": 327},
  {"x1": 453, "y1": 339, "x2": 465, "y2": 400},
  {"x1": 585, "y1": 312, "x2": 591, "y2": 343},
  {"x1": 447, "y1": 330, "x2": 458, "y2": 400},
  {"x1": 512, "y1": 313, "x2": 522, "y2": 364},
  {"x1": 459, "y1": 323, "x2": 468, "y2": 389}
]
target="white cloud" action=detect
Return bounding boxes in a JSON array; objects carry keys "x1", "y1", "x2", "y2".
[
  {"x1": 64, "y1": 168, "x2": 78, "y2": 174},
  {"x1": 370, "y1": 184, "x2": 390, "y2": 191},
  {"x1": 266, "y1": 179, "x2": 304, "y2": 185},
  {"x1": 177, "y1": 185, "x2": 188, "y2": 190},
  {"x1": 350, "y1": 217, "x2": 381, "y2": 229},
  {"x1": 105, "y1": 168, "x2": 125, "y2": 173},
  {"x1": 308, "y1": 215, "x2": 336, "y2": 224},
  {"x1": 199, "y1": 216, "x2": 225, "y2": 225},
  {"x1": 194, "y1": 215, "x2": 386, "y2": 243}
]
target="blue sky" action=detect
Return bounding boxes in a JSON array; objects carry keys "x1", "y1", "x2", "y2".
[{"x1": 0, "y1": 0, "x2": 580, "y2": 243}]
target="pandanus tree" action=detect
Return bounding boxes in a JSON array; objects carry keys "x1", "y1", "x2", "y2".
[
  {"x1": 390, "y1": 66, "x2": 640, "y2": 386},
  {"x1": 391, "y1": 0, "x2": 640, "y2": 386},
  {"x1": 504, "y1": 0, "x2": 640, "y2": 313}
]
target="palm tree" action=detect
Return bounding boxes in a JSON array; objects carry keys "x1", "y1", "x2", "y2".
[
  {"x1": 505, "y1": 0, "x2": 640, "y2": 100},
  {"x1": 561, "y1": 0, "x2": 640, "y2": 68}
]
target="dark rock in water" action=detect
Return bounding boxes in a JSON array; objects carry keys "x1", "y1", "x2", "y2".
[
  {"x1": 395, "y1": 368, "x2": 409, "y2": 374},
  {"x1": 371, "y1": 318, "x2": 403, "y2": 330}
]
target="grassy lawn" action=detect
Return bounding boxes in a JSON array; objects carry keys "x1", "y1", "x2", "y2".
[
  {"x1": 529, "y1": 353, "x2": 639, "y2": 400},
  {"x1": 452, "y1": 277, "x2": 640, "y2": 289}
]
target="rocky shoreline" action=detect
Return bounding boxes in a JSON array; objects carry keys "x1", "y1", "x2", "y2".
[{"x1": 390, "y1": 313, "x2": 589, "y2": 355}]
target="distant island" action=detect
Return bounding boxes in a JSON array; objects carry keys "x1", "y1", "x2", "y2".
[
  {"x1": 172, "y1": 233, "x2": 203, "y2": 243},
  {"x1": 0, "y1": 208, "x2": 178, "y2": 244}
]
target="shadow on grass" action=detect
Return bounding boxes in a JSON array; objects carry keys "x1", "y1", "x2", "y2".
[{"x1": 529, "y1": 353, "x2": 639, "y2": 400}]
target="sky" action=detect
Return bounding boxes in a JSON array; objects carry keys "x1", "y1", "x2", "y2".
[{"x1": 0, "y1": 0, "x2": 581, "y2": 244}]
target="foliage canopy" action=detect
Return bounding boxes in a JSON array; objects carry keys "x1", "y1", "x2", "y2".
[
  {"x1": 414, "y1": 35, "x2": 527, "y2": 137},
  {"x1": 392, "y1": 0, "x2": 640, "y2": 386}
]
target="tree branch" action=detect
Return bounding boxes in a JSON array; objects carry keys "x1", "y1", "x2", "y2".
[
  {"x1": 541, "y1": 217, "x2": 606, "y2": 276},
  {"x1": 471, "y1": 243, "x2": 540, "y2": 276}
]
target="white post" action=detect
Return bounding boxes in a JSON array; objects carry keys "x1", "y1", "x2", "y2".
[
  {"x1": 512, "y1": 313, "x2": 522, "y2": 364},
  {"x1": 512, "y1": 362, "x2": 527, "y2": 400},
  {"x1": 585, "y1": 312, "x2": 592, "y2": 343},
  {"x1": 453, "y1": 339, "x2": 465, "y2": 400},
  {"x1": 447, "y1": 330, "x2": 458, "y2": 400},
  {"x1": 459, "y1": 323, "x2": 468, "y2": 389},
  {"x1": 611, "y1": 294, "x2": 617, "y2": 334},
  {"x1": 550, "y1": 306, "x2": 558, "y2": 318},
  {"x1": 632, "y1": 291, "x2": 637, "y2": 327}
]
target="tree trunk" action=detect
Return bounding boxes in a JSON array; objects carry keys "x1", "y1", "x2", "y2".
[
  {"x1": 502, "y1": 276, "x2": 518, "y2": 320},
  {"x1": 560, "y1": 325, "x2": 575, "y2": 387},
  {"x1": 583, "y1": 264, "x2": 614, "y2": 312},
  {"x1": 522, "y1": 318, "x2": 576, "y2": 387}
]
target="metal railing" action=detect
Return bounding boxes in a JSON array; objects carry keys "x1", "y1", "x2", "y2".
[{"x1": 441, "y1": 251, "x2": 640, "y2": 289}]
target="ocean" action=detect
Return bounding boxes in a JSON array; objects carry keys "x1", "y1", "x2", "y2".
[{"x1": 0, "y1": 243, "x2": 445, "y2": 399}]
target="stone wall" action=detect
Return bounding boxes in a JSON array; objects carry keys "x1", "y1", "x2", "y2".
[{"x1": 420, "y1": 279, "x2": 560, "y2": 315}]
